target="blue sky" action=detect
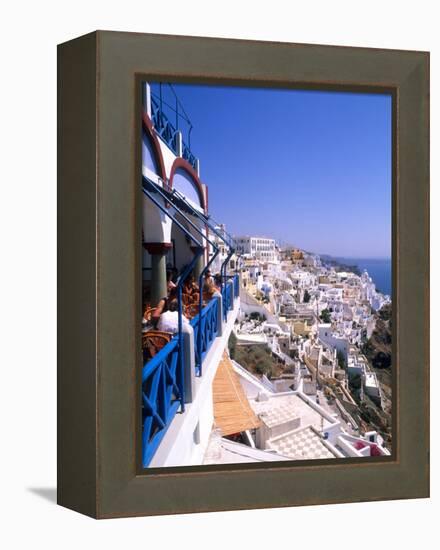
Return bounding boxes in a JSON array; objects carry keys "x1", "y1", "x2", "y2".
[{"x1": 151, "y1": 83, "x2": 392, "y2": 259}]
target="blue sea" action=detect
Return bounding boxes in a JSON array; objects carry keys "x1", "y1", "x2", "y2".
[{"x1": 334, "y1": 257, "x2": 392, "y2": 297}]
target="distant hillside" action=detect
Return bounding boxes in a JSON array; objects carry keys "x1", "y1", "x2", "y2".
[{"x1": 319, "y1": 255, "x2": 361, "y2": 276}]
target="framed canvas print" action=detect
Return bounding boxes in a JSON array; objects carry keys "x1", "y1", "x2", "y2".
[{"x1": 57, "y1": 31, "x2": 429, "y2": 518}]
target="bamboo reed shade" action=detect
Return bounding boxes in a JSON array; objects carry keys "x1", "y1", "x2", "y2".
[{"x1": 213, "y1": 352, "x2": 261, "y2": 436}]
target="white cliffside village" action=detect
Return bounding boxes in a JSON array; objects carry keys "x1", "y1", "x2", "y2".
[
  {"x1": 224, "y1": 243, "x2": 392, "y2": 461},
  {"x1": 141, "y1": 82, "x2": 391, "y2": 468}
]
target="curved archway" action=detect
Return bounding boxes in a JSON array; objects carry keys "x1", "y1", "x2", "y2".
[
  {"x1": 142, "y1": 112, "x2": 167, "y2": 182},
  {"x1": 169, "y1": 158, "x2": 206, "y2": 213}
]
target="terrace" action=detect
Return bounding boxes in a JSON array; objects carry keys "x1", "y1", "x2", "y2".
[
  {"x1": 144, "y1": 279, "x2": 240, "y2": 467},
  {"x1": 267, "y1": 426, "x2": 341, "y2": 460}
]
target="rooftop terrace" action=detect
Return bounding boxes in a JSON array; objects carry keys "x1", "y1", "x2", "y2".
[
  {"x1": 249, "y1": 393, "x2": 334, "y2": 432},
  {"x1": 267, "y1": 426, "x2": 338, "y2": 460}
]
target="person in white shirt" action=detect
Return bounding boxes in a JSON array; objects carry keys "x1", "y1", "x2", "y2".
[{"x1": 157, "y1": 299, "x2": 190, "y2": 333}]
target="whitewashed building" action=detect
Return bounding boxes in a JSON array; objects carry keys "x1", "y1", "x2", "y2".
[{"x1": 235, "y1": 236, "x2": 278, "y2": 262}]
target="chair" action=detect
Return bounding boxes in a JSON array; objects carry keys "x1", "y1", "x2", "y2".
[
  {"x1": 202, "y1": 290, "x2": 215, "y2": 303},
  {"x1": 182, "y1": 292, "x2": 193, "y2": 306},
  {"x1": 143, "y1": 306, "x2": 155, "y2": 323},
  {"x1": 142, "y1": 330, "x2": 173, "y2": 359},
  {"x1": 185, "y1": 303, "x2": 200, "y2": 319}
]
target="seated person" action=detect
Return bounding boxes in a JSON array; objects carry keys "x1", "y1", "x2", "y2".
[
  {"x1": 166, "y1": 264, "x2": 178, "y2": 282},
  {"x1": 204, "y1": 269, "x2": 214, "y2": 286},
  {"x1": 157, "y1": 299, "x2": 190, "y2": 333},
  {"x1": 151, "y1": 287, "x2": 177, "y2": 326},
  {"x1": 183, "y1": 274, "x2": 199, "y2": 303},
  {"x1": 166, "y1": 269, "x2": 177, "y2": 293},
  {"x1": 202, "y1": 281, "x2": 221, "y2": 302},
  {"x1": 213, "y1": 273, "x2": 222, "y2": 291}
]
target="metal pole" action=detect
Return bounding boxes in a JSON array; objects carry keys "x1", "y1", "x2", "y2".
[
  {"x1": 177, "y1": 283, "x2": 184, "y2": 410},
  {"x1": 197, "y1": 247, "x2": 221, "y2": 375},
  {"x1": 188, "y1": 125, "x2": 193, "y2": 151},
  {"x1": 142, "y1": 187, "x2": 202, "y2": 249},
  {"x1": 221, "y1": 249, "x2": 235, "y2": 321},
  {"x1": 170, "y1": 188, "x2": 234, "y2": 248},
  {"x1": 144, "y1": 178, "x2": 218, "y2": 253},
  {"x1": 175, "y1": 249, "x2": 203, "y2": 409}
]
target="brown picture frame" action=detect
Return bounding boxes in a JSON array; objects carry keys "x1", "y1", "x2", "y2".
[{"x1": 57, "y1": 31, "x2": 429, "y2": 518}]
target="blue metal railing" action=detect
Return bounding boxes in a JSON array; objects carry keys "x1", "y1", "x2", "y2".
[
  {"x1": 142, "y1": 337, "x2": 181, "y2": 467},
  {"x1": 190, "y1": 298, "x2": 219, "y2": 374},
  {"x1": 222, "y1": 280, "x2": 234, "y2": 319},
  {"x1": 220, "y1": 251, "x2": 235, "y2": 312},
  {"x1": 142, "y1": 285, "x2": 237, "y2": 467},
  {"x1": 150, "y1": 94, "x2": 177, "y2": 149},
  {"x1": 150, "y1": 95, "x2": 197, "y2": 170},
  {"x1": 182, "y1": 141, "x2": 197, "y2": 169}
]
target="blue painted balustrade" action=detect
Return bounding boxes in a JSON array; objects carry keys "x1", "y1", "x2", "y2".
[
  {"x1": 222, "y1": 280, "x2": 234, "y2": 320},
  {"x1": 150, "y1": 95, "x2": 197, "y2": 170},
  {"x1": 142, "y1": 280, "x2": 238, "y2": 466},
  {"x1": 150, "y1": 96, "x2": 178, "y2": 151},
  {"x1": 182, "y1": 141, "x2": 197, "y2": 169},
  {"x1": 142, "y1": 337, "x2": 183, "y2": 467},
  {"x1": 190, "y1": 297, "x2": 219, "y2": 375}
]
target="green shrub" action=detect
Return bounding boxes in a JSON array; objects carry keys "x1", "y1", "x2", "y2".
[
  {"x1": 255, "y1": 358, "x2": 272, "y2": 376},
  {"x1": 337, "y1": 350, "x2": 346, "y2": 369},
  {"x1": 249, "y1": 311, "x2": 264, "y2": 321},
  {"x1": 320, "y1": 308, "x2": 331, "y2": 323}
]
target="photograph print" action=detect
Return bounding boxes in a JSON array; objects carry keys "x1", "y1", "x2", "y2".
[{"x1": 140, "y1": 81, "x2": 392, "y2": 468}]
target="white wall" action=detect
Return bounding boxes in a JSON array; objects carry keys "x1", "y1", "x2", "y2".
[
  {"x1": 239, "y1": 289, "x2": 279, "y2": 323},
  {"x1": 171, "y1": 219, "x2": 195, "y2": 271},
  {"x1": 157, "y1": 132, "x2": 179, "y2": 177},
  {"x1": 318, "y1": 325, "x2": 350, "y2": 361},
  {"x1": 158, "y1": 383, "x2": 215, "y2": 467}
]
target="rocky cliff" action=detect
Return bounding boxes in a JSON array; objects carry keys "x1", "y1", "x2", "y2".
[{"x1": 363, "y1": 303, "x2": 392, "y2": 370}]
